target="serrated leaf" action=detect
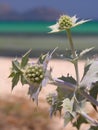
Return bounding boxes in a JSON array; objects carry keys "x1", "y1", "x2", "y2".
[
  {"x1": 50, "y1": 101, "x2": 63, "y2": 117},
  {"x1": 80, "y1": 60, "x2": 98, "y2": 90},
  {"x1": 9, "y1": 71, "x2": 16, "y2": 78},
  {"x1": 79, "y1": 47, "x2": 94, "y2": 57},
  {"x1": 90, "y1": 82, "x2": 98, "y2": 111},
  {"x1": 12, "y1": 73, "x2": 20, "y2": 90},
  {"x1": 28, "y1": 85, "x2": 41, "y2": 105},
  {"x1": 80, "y1": 111, "x2": 98, "y2": 126},
  {"x1": 12, "y1": 60, "x2": 21, "y2": 72},
  {"x1": 52, "y1": 78, "x2": 75, "y2": 100},
  {"x1": 63, "y1": 112, "x2": 73, "y2": 126},
  {"x1": 59, "y1": 75, "x2": 76, "y2": 85},
  {"x1": 55, "y1": 75, "x2": 76, "y2": 99},
  {"x1": 72, "y1": 97, "x2": 86, "y2": 113},
  {"x1": 56, "y1": 87, "x2": 66, "y2": 99},
  {"x1": 21, "y1": 49, "x2": 31, "y2": 68},
  {"x1": 38, "y1": 47, "x2": 58, "y2": 64},
  {"x1": 38, "y1": 53, "x2": 47, "y2": 64},
  {"x1": 63, "y1": 98, "x2": 73, "y2": 113},
  {"x1": 81, "y1": 61, "x2": 91, "y2": 80},
  {"x1": 80, "y1": 88, "x2": 98, "y2": 107},
  {"x1": 20, "y1": 74, "x2": 27, "y2": 85},
  {"x1": 73, "y1": 115, "x2": 88, "y2": 129},
  {"x1": 49, "y1": 94, "x2": 63, "y2": 117}
]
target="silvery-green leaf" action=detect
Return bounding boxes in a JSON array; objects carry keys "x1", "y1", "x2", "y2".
[
  {"x1": 80, "y1": 111, "x2": 98, "y2": 126},
  {"x1": 81, "y1": 59, "x2": 92, "y2": 80},
  {"x1": 63, "y1": 112, "x2": 73, "y2": 126},
  {"x1": 72, "y1": 90, "x2": 86, "y2": 112},
  {"x1": 12, "y1": 60, "x2": 21, "y2": 72},
  {"x1": 80, "y1": 88, "x2": 98, "y2": 107},
  {"x1": 9, "y1": 71, "x2": 16, "y2": 78},
  {"x1": 21, "y1": 49, "x2": 31, "y2": 68},
  {"x1": 28, "y1": 85, "x2": 41, "y2": 105},
  {"x1": 73, "y1": 115, "x2": 88, "y2": 129},
  {"x1": 80, "y1": 59, "x2": 98, "y2": 90},
  {"x1": 56, "y1": 87, "x2": 66, "y2": 100},
  {"x1": 43, "y1": 47, "x2": 58, "y2": 69},
  {"x1": 90, "y1": 82, "x2": 98, "y2": 111},
  {"x1": 62, "y1": 98, "x2": 73, "y2": 113},
  {"x1": 12, "y1": 72, "x2": 20, "y2": 90},
  {"x1": 59, "y1": 75, "x2": 76, "y2": 85},
  {"x1": 49, "y1": 94, "x2": 58, "y2": 117},
  {"x1": 79, "y1": 47, "x2": 94, "y2": 58},
  {"x1": 52, "y1": 77, "x2": 75, "y2": 99},
  {"x1": 53, "y1": 78, "x2": 98, "y2": 107},
  {"x1": 48, "y1": 92, "x2": 63, "y2": 117},
  {"x1": 37, "y1": 53, "x2": 47, "y2": 64},
  {"x1": 49, "y1": 101, "x2": 63, "y2": 117},
  {"x1": 20, "y1": 74, "x2": 27, "y2": 85}
]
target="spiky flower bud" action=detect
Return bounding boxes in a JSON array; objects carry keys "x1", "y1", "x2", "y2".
[
  {"x1": 46, "y1": 93, "x2": 57, "y2": 105},
  {"x1": 46, "y1": 94, "x2": 53, "y2": 105},
  {"x1": 58, "y1": 15, "x2": 73, "y2": 30},
  {"x1": 24, "y1": 64, "x2": 44, "y2": 85}
]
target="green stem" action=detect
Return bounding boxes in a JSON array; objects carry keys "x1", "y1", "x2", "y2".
[{"x1": 66, "y1": 29, "x2": 80, "y2": 86}]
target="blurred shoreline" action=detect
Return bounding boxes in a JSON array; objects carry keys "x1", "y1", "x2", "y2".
[{"x1": 0, "y1": 34, "x2": 98, "y2": 58}]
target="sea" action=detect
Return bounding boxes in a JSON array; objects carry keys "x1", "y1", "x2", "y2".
[{"x1": 0, "y1": 21, "x2": 98, "y2": 34}]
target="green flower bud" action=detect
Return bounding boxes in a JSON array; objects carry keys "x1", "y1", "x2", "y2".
[
  {"x1": 31, "y1": 68, "x2": 35, "y2": 72},
  {"x1": 34, "y1": 66, "x2": 39, "y2": 70},
  {"x1": 39, "y1": 68, "x2": 43, "y2": 73},
  {"x1": 46, "y1": 94, "x2": 52, "y2": 105},
  {"x1": 35, "y1": 71, "x2": 40, "y2": 76},
  {"x1": 24, "y1": 64, "x2": 45, "y2": 85},
  {"x1": 58, "y1": 15, "x2": 73, "y2": 30},
  {"x1": 28, "y1": 74, "x2": 32, "y2": 77},
  {"x1": 34, "y1": 77, "x2": 40, "y2": 81},
  {"x1": 32, "y1": 73, "x2": 36, "y2": 77},
  {"x1": 40, "y1": 75, "x2": 44, "y2": 79}
]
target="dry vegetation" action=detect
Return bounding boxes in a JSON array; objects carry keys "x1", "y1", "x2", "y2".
[{"x1": 0, "y1": 96, "x2": 56, "y2": 130}]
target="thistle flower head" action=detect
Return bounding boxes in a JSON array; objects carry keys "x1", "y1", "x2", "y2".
[
  {"x1": 24, "y1": 62, "x2": 52, "y2": 104},
  {"x1": 58, "y1": 15, "x2": 73, "y2": 30},
  {"x1": 49, "y1": 15, "x2": 90, "y2": 33},
  {"x1": 24, "y1": 64, "x2": 44, "y2": 86},
  {"x1": 25, "y1": 48, "x2": 57, "y2": 104}
]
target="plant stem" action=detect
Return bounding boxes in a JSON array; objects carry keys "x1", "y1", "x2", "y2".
[
  {"x1": 66, "y1": 29, "x2": 80, "y2": 86},
  {"x1": 80, "y1": 111, "x2": 98, "y2": 126},
  {"x1": 53, "y1": 79, "x2": 98, "y2": 106}
]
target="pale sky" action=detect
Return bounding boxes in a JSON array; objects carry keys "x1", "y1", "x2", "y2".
[{"x1": 0, "y1": 0, "x2": 98, "y2": 19}]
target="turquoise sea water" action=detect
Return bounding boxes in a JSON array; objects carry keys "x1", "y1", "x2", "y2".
[
  {"x1": 0, "y1": 21, "x2": 98, "y2": 57},
  {"x1": 0, "y1": 21, "x2": 98, "y2": 34}
]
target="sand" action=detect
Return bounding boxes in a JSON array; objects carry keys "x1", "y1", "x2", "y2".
[{"x1": 0, "y1": 57, "x2": 94, "y2": 130}]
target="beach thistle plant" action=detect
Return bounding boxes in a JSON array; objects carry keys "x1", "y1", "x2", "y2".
[
  {"x1": 9, "y1": 14, "x2": 98, "y2": 129},
  {"x1": 48, "y1": 15, "x2": 98, "y2": 129},
  {"x1": 9, "y1": 48, "x2": 57, "y2": 104}
]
